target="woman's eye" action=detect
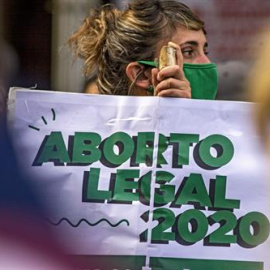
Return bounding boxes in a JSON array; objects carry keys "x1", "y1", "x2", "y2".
[{"x1": 182, "y1": 49, "x2": 195, "y2": 58}]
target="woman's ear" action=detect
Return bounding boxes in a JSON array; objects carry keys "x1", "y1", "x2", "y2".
[{"x1": 126, "y1": 62, "x2": 151, "y2": 90}]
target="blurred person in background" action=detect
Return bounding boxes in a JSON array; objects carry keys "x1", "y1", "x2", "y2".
[
  {"x1": 0, "y1": 20, "x2": 77, "y2": 270},
  {"x1": 248, "y1": 29, "x2": 270, "y2": 154}
]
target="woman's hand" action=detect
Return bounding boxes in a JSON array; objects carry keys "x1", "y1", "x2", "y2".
[{"x1": 152, "y1": 42, "x2": 191, "y2": 98}]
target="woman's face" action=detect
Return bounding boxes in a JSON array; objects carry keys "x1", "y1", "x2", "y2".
[
  {"x1": 128, "y1": 26, "x2": 211, "y2": 96},
  {"x1": 156, "y1": 26, "x2": 211, "y2": 64}
]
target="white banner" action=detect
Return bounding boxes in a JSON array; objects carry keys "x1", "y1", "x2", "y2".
[{"x1": 8, "y1": 88, "x2": 270, "y2": 270}]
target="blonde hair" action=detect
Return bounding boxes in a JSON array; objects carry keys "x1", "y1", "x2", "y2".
[
  {"x1": 68, "y1": 0, "x2": 204, "y2": 95},
  {"x1": 248, "y1": 30, "x2": 270, "y2": 151}
]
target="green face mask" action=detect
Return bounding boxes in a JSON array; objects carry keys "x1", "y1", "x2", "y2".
[
  {"x1": 183, "y1": 63, "x2": 218, "y2": 100},
  {"x1": 137, "y1": 61, "x2": 218, "y2": 100}
]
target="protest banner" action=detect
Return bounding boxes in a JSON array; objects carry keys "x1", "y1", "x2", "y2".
[{"x1": 8, "y1": 88, "x2": 270, "y2": 270}]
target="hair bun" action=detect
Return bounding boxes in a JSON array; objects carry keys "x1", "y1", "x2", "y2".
[
  {"x1": 99, "y1": 4, "x2": 119, "y2": 32},
  {"x1": 68, "y1": 4, "x2": 121, "y2": 76}
]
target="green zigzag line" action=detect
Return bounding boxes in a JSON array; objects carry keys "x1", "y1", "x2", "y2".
[{"x1": 46, "y1": 217, "x2": 130, "y2": 227}]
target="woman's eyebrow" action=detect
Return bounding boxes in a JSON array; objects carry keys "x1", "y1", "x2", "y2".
[
  {"x1": 181, "y1": 41, "x2": 199, "y2": 47},
  {"x1": 180, "y1": 41, "x2": 208, "y2": 48}
]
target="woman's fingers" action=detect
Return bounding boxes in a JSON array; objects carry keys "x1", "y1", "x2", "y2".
[
  {"x1": 157, "y1": 89, "x2": 191, "y2": 98},
  {"x1": 157, "y1": 64, "x2": 186, "y2": 81},
  {"x1": 155, "y1": 77, "x2": 191, "y2": 98},
  {"x1": 155, "y1": 77, "x2": 190, "y2": 93}
]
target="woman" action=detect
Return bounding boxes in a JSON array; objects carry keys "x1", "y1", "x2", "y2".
[{"x1": 69, "y1": 0, "x2": 217, "y2": 98}]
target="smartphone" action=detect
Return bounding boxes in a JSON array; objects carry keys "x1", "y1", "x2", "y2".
[{"x1": 159, "y1": 45, "x2": 176, "y2": 70}]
